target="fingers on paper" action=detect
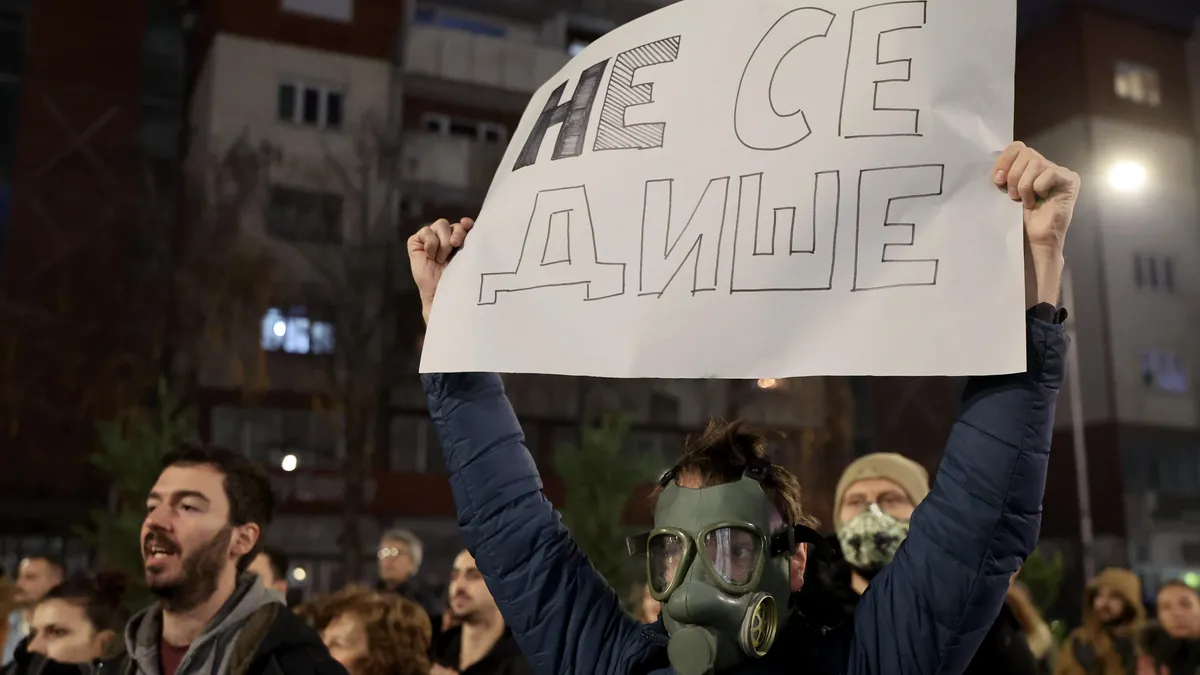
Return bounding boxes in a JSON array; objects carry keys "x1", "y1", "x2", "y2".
[{"x1": 407, "y1": 218, "x2": 473, "y2": 264}]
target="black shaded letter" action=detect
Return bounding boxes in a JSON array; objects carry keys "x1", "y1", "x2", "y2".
[
  {"x1": 838, "y1": 1, "x2": 926, "y2": 138},
  {"x1": 638, "y1": 177, "x2": 730, "y2": 297},
  {"x1": 594, "y1": 36, "x2": 681, "y2": 152},
  {"x1": 513, "y1": 60, "x2": 609, "y2": 170},
  {"x1": 730, "y1": 171, "x2": 840, "y2": 292},
  {"x1": 734, "y1": 8, "x2": 836, "y2": 151},
  {"x1": 852, "y1": 164, "x2": 943, "y2": 291},
  {"x1": 479, "y1": 186, "x2": 626, "y2": 304}
]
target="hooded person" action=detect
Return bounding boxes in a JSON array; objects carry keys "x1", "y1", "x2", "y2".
[
  {"x1": 103, "y1": 444, "x2": 347, "y2": 675},
  {"x1": 1057, "y1": 568, "x2": 1146, "y2": 675},
  {"x1": 407, "y1": 141, "x2": 1080, "y2": 675}
]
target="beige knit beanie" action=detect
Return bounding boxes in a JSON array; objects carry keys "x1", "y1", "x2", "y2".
[{"x1": 833, "y1": 453, "x2": 931, "y2": 527}]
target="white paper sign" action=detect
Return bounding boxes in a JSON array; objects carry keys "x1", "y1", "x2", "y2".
[{"x1": 421, "y1": 0, "x2": 1023, "y2": 378}]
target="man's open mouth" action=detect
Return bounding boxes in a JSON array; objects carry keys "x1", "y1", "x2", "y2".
[{"x1": 144, "y1": 533, "x2": 180, "y2": 560}]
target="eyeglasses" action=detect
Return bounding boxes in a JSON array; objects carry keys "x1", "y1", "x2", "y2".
[{"x1": 377, "y1": 547, "x2": 408, "y2": 560}]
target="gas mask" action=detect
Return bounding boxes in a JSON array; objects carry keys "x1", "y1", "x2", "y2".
[
  {"x1": 626, "y1": 459, "x2": 824, "y2": 675},
  {"x1": 835, "y1": 503, "x2": 911, "y2": 578}
]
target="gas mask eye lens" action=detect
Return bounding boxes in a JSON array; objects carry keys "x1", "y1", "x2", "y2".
[
  {"x1": 702, "y1": 526, "x2": 761, "y2": 586},
  {"x1": 649, "y1": 532, "x2": 688, "y2": 594}
]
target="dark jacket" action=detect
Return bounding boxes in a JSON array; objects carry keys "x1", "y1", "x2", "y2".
[
  {"x1": 432, "y1": 626, "x2": 533, "y2": 675},
  {"x1": 1140, "y1": 624, "x2": 1200, "y2": 675},
  {"x1": 109, "y1": 576, "x2": 346, "y2": 675},
  {"x1": 797, "y1": 536, "x2": 1053, "y2": 675},
  {"x1": 380, "y1": 577, "x2": 444, "y2": 636},
  {"x1": 0, "y1": 638, "x2": 89, "y2": 675},
  {"x1": 422, "y1": 313, "x2": 1067, "y2": 675}
]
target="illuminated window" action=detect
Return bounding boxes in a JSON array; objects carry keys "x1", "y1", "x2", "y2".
[
  {"x1": 1141, "y1": 349, "x2": 1187, "y2": 394},
  {"x1": 1114, "y1": 61, "x2": 1161, "y2": 107},
  {"x1": 261, "y1": 307, "x2": 336, "y2": 355}
]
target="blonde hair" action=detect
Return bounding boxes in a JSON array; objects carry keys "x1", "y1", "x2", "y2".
[{"x1": 1008, "y1": 581, "x2": 1054, "y2": 659}]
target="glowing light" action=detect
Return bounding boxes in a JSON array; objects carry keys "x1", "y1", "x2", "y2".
[
  {"x1": 1107, "y1": 161, "x2": 1146, "y2": 193},
  {"x1": 281, "y1": 454, "x2": 298, "y2": 472},
  {"x1": 757, "y1": 378, "x2": 779, "y2": 389},
  {"x1": 292, "y1": 567, "x2": 307, "y2": 582},
  {"x1": 273, "y1": 321, "x2": 287, "y2": 337},
  {"x1": 1184, "y1": 571, "x2": 1200, "y2": 589}
]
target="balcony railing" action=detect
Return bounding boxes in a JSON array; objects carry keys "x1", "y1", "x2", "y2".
[
  {"x1": 405, "y1": 24, "x2": 569, "y2": 93},
  {"x1": 402, "y1": 132, "x2": 506, "y2": 194}
]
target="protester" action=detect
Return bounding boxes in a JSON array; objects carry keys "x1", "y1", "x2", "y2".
[
  {"x1": 431, "y1": 551, "x2": 531, "y2": 675},
  {"x1": 27, "y1": 573, "x2": 129, "y2": 663},
  {"x1": 1137, "y1": 581, "x2": 1200, "y2": 675},
  {"x1": 0, "y1": 569, "x2": 13, "y2": 661},
  {"x1": 409, "y1": 141, "x2": 1079, "y2": 675},
  {"x1": 110, "y1": 443, "x2": 346, "y2": 675},
  {"x1": 248, "y1": 547, "x2": 290, "y2": 598},
  {"x1": 312, "y1": 586, "x2": 431, "y2": 675},
  {"x1": 378, "y1": 529, "x2": 443, "y2": 634},
  {"x1": 2, "y1": 556, "x2": 64, "y2": 665},
  {"x1": 805, "y1": 452, "x2": 1055, "y2": 675},
  {"x1": 1058, "y1": 568, "x2": 1146, "y2": 675}
]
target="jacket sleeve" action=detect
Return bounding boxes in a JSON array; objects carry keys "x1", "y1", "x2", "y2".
[
  {"x1": 845, "y1": 314, "x2": 1068, "y2": 674},
  {"x1": 424, "y1": 373, "x2": 658, "y2": 675}
]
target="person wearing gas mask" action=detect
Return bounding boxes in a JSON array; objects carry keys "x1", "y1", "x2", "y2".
[{"x1": 409, "y1": 141, "x2": 1077, "y2": 675}]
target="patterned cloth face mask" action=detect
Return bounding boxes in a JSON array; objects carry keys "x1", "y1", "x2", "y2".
[{"x1": 836, "y1": 503, "x2": 911, "y2": 575}]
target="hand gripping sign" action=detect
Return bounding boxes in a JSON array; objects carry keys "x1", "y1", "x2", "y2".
[{"x1": 420, "y1": 0, "x2": 1022, "y2": 379}]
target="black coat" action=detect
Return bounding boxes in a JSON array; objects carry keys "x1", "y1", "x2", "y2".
[
  {"x1": 1141, "y1": 624, "x2": 1200, "y2": 675},
  {"x1": 796, "y1": 533, "x2": 1051, "y2": 675}
]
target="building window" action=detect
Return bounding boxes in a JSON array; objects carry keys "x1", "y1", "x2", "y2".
[
  {"x1": 1134, "y1": 253, "x2": 1177, "y2": 293},
  {"x1": 277, "y1": 81, "x2": 344, "y2": 130},
  {"x1": 412, "y1": 7, "x2": 505, "y2": 37},
  {"x1": 211, "y1": 405, "x2": 343, "y2": 467},
  {"x1": 265, "y1": 185, "x2": 343, "y2": 243},
  {"x1": 648, "y1": 392, "x2": 680, "y2": 425},
  {"x1": 282, "y1": 0, "x2": 353, "y2": 23},
  {"x1": 0, "y1": 4, "x2": 25, "y2": 77},
  {"x1": 1141, "y1": 349, "x2": 1187, "y2": 394},
  {"x1": 261, "y1": 307, "x2": 336, "y2": 355},
  {"x1": 1114, "y1": 61, "x2": 1161, "y2": 107},
  {"x1": 420, "y1": 113, "x2": 506, "y2": 143}
]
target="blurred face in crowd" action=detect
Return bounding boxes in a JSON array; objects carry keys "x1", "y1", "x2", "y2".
[
  {"x1": 1091, "y1": 585, "x2": 1129, "y2": 625},
  {"x1": 28, "y1": 598, "x2": 111, "y2": 664},
  {"x1": 248, "y1": 553, "x2": 288, "y2": 595},
  {"x1": 14, "y1": 558, "x2": 62, "y2": 607},
  {"x1": 1157, "y1": 584, "x2": 1200, "y2": 639},
  {"x1": 321, "y1": 612, "x2": 369, "y2": 675},
  {"x1": 449, "y1": 550, "x2": 499, "y2": 623},
  {"x1": 143, "y1": 463, "x2": 257, "y2": 612},
  {"x1": 838, "y1": 477, "x2": 915, "y2": 525},
  {"x1": 378, "y1": 538, "x2": 416, "y2": 586}
]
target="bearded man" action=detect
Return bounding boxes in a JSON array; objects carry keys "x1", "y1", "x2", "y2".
[{"x1": 112, "y1": 445, "x2": 346, "y2": 675}]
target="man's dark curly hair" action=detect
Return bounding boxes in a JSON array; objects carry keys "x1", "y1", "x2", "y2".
[{"x1": 159, "y1": 443, "x2": 276, "y2": 572}]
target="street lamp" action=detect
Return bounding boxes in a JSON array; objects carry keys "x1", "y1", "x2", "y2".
[
  {"x1": 1107, "y1": 160, "x2": 1146, "y2": 193},
  {"x1": 281, "y1": 454, "x2": 298, "y2": 472}
]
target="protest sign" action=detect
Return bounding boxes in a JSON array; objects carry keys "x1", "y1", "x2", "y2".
[{"x1": 420, "y1": 0, "x2": 1022, "y2": 378}]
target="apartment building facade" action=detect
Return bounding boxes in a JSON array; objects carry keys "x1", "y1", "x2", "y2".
[
  {"x1": 1014, "y1": 1, "x2": 1200, "y2": 600},
  {"x1": 185, "y1": 0, "x2": 853, "y2": 595}
]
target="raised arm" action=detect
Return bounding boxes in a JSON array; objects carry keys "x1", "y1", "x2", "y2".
[
  {"x1": 410, "y1": 219, "x2": 657, "y2": 675},
  {"x1": 845, "y1": 143, "x2": 1078, "y2": 674}
]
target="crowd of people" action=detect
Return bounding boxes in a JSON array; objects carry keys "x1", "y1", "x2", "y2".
[{"x1": 0, "y1": 141, "x2": 1191, "y2": 675}]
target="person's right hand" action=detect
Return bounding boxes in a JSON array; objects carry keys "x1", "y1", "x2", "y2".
[{"x1": 408, "y1": 217, "x2": 473, "y2": 323}]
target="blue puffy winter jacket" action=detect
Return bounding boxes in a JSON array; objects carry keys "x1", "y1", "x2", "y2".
[{"x1": 422, "y1": 314, "x2": 1066, "y2": 675}]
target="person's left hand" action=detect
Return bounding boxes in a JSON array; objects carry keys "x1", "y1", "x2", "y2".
[{"x1": 993, "y1": 141, "x2": 1081, "y2": 253}]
